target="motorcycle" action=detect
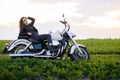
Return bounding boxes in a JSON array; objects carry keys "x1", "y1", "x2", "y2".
[{"x1": 5, "y1": 15, "x2": 90, "y2": 60}]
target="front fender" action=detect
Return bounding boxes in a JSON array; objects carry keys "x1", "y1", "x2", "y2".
[
  {"x1": 68, "y1": 44, "x2": 86, "y2": 55},
  {"x1": 7, "y1": 39, "x2": 31, "y2": 52}
]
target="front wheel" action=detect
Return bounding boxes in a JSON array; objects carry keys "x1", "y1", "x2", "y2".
[{"x1": 70, "y1": 46, "x2": 90, "y2": 60}]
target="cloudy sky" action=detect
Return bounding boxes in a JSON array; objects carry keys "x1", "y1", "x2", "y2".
[{"x1": 0, "y1": 0, "x2": 120, "y2": 40}]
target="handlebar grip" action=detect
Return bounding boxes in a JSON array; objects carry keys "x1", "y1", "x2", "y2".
[{"x1": 59, "y1": 20, "x2": 67, "y2": 24}]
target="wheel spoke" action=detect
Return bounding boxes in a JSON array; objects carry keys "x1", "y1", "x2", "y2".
[
  {"x1": 71, "y1": 46, "x2": 90, "y2": 60},
  {"x1": 12, "y1": 45, "x2": 29, "y2": 54}
]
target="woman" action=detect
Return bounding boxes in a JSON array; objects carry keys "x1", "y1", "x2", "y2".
[{"x1": 18, "y1": 16, "x2": 52, "y2": 45}]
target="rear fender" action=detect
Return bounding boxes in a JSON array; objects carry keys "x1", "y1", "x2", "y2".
[
  {"x1": 68, "y1": 44, "x2": 86, "y2": 55},
  {"x1": 7, "y1": 39, "x2": 31, "y2": 52}
]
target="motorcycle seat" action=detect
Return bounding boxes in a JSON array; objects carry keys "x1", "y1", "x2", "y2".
[
  {"x1": 28, "y1": 38, "x2": 42, "y2": 43},
  {"x1": 18, "y1": 36, "x2": 29, "y2": 39},
  {"x1": 18, "y1": 36, "x2": 43, "y2": 43}
]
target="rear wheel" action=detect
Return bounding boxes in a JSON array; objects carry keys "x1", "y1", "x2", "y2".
[
  {"x1": 70, "y1": 46, "x2": 90, "y2": 60},
  {"x1": 11, "y1": 45, "x2": 29, "y2": 54}
]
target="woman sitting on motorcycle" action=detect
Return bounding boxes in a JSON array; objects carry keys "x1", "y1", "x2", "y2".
[{"x1": 18, "y1": 16, "x2": 52, "y2": 46}]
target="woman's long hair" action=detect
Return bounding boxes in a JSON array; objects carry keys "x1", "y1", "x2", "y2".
[{"x1": 19, "y1": 17, "x2": 26, "y2": 30}]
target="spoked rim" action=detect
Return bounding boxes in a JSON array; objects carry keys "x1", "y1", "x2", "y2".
[
  {"x1": 73, "y1": 47, "x2": 89, "y2": 60},
  {"x1": 14, "y1": 45, "x2": 29, "y2": 54}
]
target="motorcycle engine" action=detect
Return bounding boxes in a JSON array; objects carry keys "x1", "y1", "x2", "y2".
[{"x1": 51, "y1": 40, "x2": 61, "y2": 52}]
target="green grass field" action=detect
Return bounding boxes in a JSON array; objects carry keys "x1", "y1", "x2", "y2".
[
  {"x1": 1, "y1": 39, "x2": 120, "y2": 54},
  {"x1": 0, "y1": 39, "x2": 120, "y2": 79},
  {"x1": 0, "y1": 40, "x2": 10, "y2": 53},
  {"x1": 0, "y1": 55, "x2": 119, "y2": 80},
  {"x1": 76, "y1": 39, "x2": 120, "y2": 54}
]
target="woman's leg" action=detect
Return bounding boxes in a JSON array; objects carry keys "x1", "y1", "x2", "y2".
[
  {"x1": 34, "y1": 34, "x2": 54, "y2": 52},
  {"x1": 35, "y1": 34, "x2": 52, "y2": 44}
]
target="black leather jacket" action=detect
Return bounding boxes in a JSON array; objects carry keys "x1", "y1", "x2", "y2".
[{"x1": 18, "y1": 17, "x2": 38, "y2": 39}]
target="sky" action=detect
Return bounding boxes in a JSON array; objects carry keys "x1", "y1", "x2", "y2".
[{"x1": 0, "y1": 0, "x2": 120, "y2": 40}]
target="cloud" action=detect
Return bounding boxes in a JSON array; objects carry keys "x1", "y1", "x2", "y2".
[
  {"x1": 28, "y1": 0, "x2": 80, "y2": 4},
  {"x1": 86, "y1": 10, "x2": 120, "y2": 28},
  {"x1": 75, "y1": 0, "x2": 120, "y2": 16},
  {"x1": 1, "y1": 0, "x2": 120, "y2": 39},
  {"x1": 89, "y1": 16, "x2": 120, "y2": 28},
  {"x1": 104, "y1": 10, "x2": 120, "y2": 20},
  {"x1": 0, "y1": 0, "x2": 82, "y2": 25}
]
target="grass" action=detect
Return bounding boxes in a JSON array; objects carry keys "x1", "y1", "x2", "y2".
[
  {"x1": 76, "y1": 39, "x2": 120, "y2": 54},
  {"x1": 0, "y1": 39, "x2": 120, "y2": 79},
  {"x1": 0, "y1": 40, "x2": 10, "y2": 53},
  {"x1": 0, "y1": 54, "x2": 119, "y2": 80},
  {"x1": 1, "y1": 39, "x2": 120, "y2": 54}
]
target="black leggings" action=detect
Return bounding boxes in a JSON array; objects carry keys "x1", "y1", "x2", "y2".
[{"x1": 32, "y1": 34, "x2": 52, "y2": 44}]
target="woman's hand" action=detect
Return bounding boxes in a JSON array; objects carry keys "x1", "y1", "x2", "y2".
[{"x1": 27, "y1": 32, "x2": 32, "y2": 36}]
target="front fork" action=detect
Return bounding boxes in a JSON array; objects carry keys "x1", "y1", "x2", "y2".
[
  {"x1": 72, "y1": 40, "x2": 84, "y2": 56},
  {"x1": 67, "y1": 32, "x2": 84, "y2": 56}
]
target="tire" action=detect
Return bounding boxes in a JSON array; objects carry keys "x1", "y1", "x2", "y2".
[
  {"x1": 11, "y1": 45, "x2": 29, "y2": 54},
  {"x1": 70, "y1": 46, "x2": 90, "y2": 60}
]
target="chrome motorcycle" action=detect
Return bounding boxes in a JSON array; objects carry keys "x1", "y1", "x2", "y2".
[{"x1": 5, "y1": 15, "x2": 90, "y2": 60}]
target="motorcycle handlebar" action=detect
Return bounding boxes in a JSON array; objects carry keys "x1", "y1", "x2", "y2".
[
  {"x1": 59, "y1": 20, "x2": 70, "y2": 32},
  {"x1": 59, "y1": 20, "x2": 67, "y2": 24},
  {"x1": 59, "y1": 15, "x2": 70, "y2": 34}
]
